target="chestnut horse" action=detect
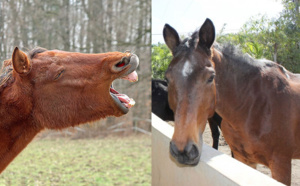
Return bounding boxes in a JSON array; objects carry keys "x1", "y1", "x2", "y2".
[
  {"x1": 0, "y1": 47, "x2": 139, "y2": 173},
  {"x1": 163, "y1": 18, "x2": 300, "y2": 185}
]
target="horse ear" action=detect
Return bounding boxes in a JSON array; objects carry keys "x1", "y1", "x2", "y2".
[
  {"x1": 163, "y1": 24, "x2": 181, "y2": 55},
  {"x1": 12, "y1": 47, "x2": 31, "y2": 75},
  {"x1": 198, "y1": 18, "x2": 215, "y2": 49}
]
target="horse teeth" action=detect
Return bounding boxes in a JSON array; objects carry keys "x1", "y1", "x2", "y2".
[{"x1": 129, "y1": 98, "x2": 135, "y2": 106}]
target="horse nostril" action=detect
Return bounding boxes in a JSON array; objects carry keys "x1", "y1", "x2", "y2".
[
  {"x1": 185, "y1": 143, "x2": 199, "y2": 160},
  {"x1": 122, "y1": 57, "x2": 130, "y2": 64},
  {"x1": 170, "y1": 141, "x2": 179, "y2": 156}
]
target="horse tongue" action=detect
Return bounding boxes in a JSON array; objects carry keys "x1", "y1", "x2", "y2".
[
  {"x1": 121, "y1": 71, "x2": 138, "y2": 82},
  {"x1": 116, "y1": 94, "x2": 135, "y2": 108}
]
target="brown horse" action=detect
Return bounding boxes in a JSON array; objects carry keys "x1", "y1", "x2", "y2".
[
  {"x1": 163, "y1": 18, "x2": 300, "y2": 185},
  {"x1": 0, "y1": 47, "x2": 139, "y2": 173}
]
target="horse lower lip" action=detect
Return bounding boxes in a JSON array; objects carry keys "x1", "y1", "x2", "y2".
[
  {"x1": 110, "y1": 84, "x2": 135, "y2": 109},
  {"x1": 110, "y1": 93, "x2": 129, "y2": 114}
]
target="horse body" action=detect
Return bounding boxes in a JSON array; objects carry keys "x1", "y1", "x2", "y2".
[
  {"x1": 214, "y1": 50, "x2": 300, "y2": 184},
  {"x1": 0, "y1": 47, "x2": 139, "y2": 173},
  {"x1": 163, "y1": 18, "x2": 299, "y2": 185},
  {"x1": 214, "y1": 47, "x2": 300, "y2": 158}
]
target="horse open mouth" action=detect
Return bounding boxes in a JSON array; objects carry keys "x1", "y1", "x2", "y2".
[
  {"x1": 110, "y1": 54, "x2": 139, "y2": 114},
  {"x1": 110, "y1": 76, "x2": 136, "y2": 113}
]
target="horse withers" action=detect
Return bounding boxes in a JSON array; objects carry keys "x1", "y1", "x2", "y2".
[
  {"x1": 163, "y1": 18, "x2": 300, "y2": 185},
  {"x1": 0, "y1": 47, "x2": 139, "y2": 173}
]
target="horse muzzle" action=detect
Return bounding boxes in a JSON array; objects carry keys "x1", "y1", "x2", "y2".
[{"x1": 169, "y1": 141, "x2": 201, "y2": 166}]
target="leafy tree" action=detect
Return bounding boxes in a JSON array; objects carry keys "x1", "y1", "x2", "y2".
[
  {"x1": 217, "y1": 0, "x2": 300, "y2": 72},
  {"x1": 151, "y1": 43, "x2": 172, "y2": 79},
  {"x1": 245, "y1": 42, "x2": 264, "y2": 59}
]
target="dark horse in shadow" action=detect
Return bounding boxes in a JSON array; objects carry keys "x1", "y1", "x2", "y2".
[
  {"x1": 163, "y1": 18, "x2": 300, "y2": 185},
  {"x1": 152, "y1": 79, "x2": 222, "y2": 150}
]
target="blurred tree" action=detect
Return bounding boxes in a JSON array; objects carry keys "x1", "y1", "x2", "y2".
[{"x1": 151, "y1": 43, "x2": 172, "y2": 79}]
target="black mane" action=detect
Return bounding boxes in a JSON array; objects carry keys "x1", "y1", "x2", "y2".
[
  {"x1": 28, "y1": 47, "x2": 47, "y2": 59},
  {"x1": 174, "y1": 31, "x2": 199, "y2": 56},
  {"x1": 214, "y1": 43, "x2": 256, "y2": 65},
  {"x1": 215, "y1": 43, "x2": 291, "y2": 81}
]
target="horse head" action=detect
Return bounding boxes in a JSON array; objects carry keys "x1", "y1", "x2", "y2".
[
  {"x1": 163, "y1": 18, "x2": 216, "y2": 165},
  {"x1": 5, "y1": 47, "x2": 139, "y2": 129}
]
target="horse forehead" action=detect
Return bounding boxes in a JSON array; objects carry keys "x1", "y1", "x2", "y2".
[
  {"x1": 35, "y1": 50, "x2": 69, "y2": 59},
  {"x1": 169, "y1": 57, "x2": 202, "y2": 77},
  {"x1": 181, "y1": 60, "x2": 193, "y2": 77},
  {"x1": 40, "y1": 50, "x2": 126, "y2": 58}
]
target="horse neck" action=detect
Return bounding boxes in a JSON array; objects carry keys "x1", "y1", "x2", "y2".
[
  {"x1": 212, "y1": 48, "x2": 251, "y2": 119},
  {"x1": 0, "y1": 117, "x2": 41, "y2": 173},
  {"x1": 0, "y1": 85, "x2": 41, "y2": 173}
]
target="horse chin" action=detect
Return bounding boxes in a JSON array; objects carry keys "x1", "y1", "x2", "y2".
[{"x1": 172, "y1": 153, "x2": 201, "y2": 166}]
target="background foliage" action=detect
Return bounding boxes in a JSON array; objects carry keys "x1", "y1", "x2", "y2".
[
  {"x1": 152, "y1": 0, "x2": 300, "y2": 79},
  {"x1": 151, "y1": 43, "x2": 172, "y2": 79}
]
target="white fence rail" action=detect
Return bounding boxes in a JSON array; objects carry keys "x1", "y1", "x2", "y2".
[{"x1": 152, "y1": 113, "x2": 284, "y2": 186}]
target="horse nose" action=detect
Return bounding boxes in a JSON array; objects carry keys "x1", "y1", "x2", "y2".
[
  {"x1": 170, "y1": 141, "x2": 180, "y2": 155},
  {"x1": 170, "y1": 141, "x2": 200, "y2": 165},
  {"x1": 185, "y1": 142, "x2": 199, "y2": 160}
]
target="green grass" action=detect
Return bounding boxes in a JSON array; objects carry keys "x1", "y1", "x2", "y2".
[{"x1": 0, "y1": 135, "x2": 151, "y2": 186}]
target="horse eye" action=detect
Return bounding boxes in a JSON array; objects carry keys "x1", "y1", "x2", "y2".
[
  {"x1": 207, "y1": 74, "x2": 215, "y2": 83},
  {"x1": 54, "y1": 70, "x2": 65, "y2": 80}
]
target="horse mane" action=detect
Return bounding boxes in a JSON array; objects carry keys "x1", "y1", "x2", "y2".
[
  {"x1": 0, "y1": 47, "x2": 47, "y2": 93},
  {"x1": 174, "y1": 31, "x2": 200, "y2": 56},
  {"x1": 214, "y1": 43, "x2": 255, "y2": 65},
  {"x1": 175, "y1": 29, "x2": 219, "y2": 57},
  {"x1": 215, "y1": 43, "x2": 291, "y2": 84},
  {"x1": 28, "y1": 47, "x2": 47, "y2": 59},
  {"x1": 0, "y1": 60, "x2": 13, "y2": 93}
]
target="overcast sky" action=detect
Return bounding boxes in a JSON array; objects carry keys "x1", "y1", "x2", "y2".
[{"x1": 152, "y1": 0, "x2": 284, "y2": 44}]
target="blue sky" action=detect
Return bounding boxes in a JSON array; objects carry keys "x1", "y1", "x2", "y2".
[{"x1": 152, "y1": 0, "x2": 284, "y2": 44}]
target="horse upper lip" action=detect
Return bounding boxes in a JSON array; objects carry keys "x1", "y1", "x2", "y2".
[{"x1": 120, "y1": 54, "x2": 139, "y2": 78}]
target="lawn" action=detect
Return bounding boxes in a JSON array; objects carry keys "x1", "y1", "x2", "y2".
[{"x1": 0, "y1": 135, "x2": 151, "y2": 186}]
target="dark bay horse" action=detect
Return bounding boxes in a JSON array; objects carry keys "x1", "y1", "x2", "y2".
[
  {"x1": 163, "y1": 18, "x2": 300, "y2": 185},
  {"x1": 151, "y1": 79, "x2": 222, "y2": 149},
  {"x1": 0, "y1": 47, "x2": 139, "y2": 173}
]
